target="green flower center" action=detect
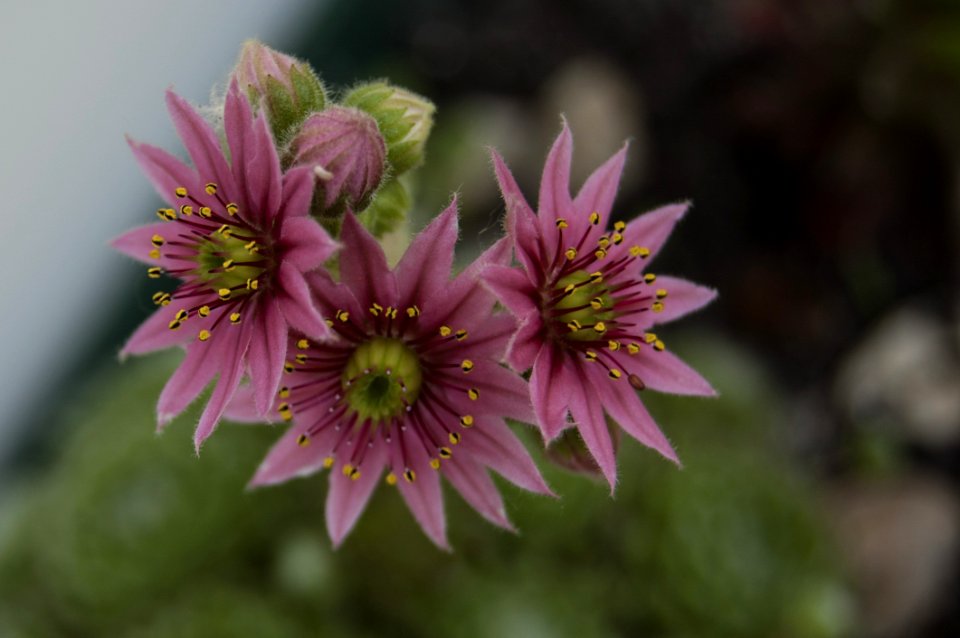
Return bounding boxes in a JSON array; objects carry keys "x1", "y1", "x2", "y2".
[
  {"x1": 343, "y1": 337, "x2": 422, "y2": 424},
  {"x1": 194, "y1": 233, "x2": 267, "y2": 294},
  {"x1": 551, "y1": 270, "x2": 615, "y2": 341}
]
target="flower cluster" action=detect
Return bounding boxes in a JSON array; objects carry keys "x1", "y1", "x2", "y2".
[{"x1": 114, "y1": 41, "x2": 715, "y2": 548}]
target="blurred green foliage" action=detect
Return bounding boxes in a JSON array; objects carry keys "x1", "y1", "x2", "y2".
[{"x1": 0, "y1": 336, "x2": 851, "y2": 637}]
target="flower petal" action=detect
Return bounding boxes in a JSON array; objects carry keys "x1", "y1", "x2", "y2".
[
  {"x1": 249, "y1": 420, "x2": 340, "y2": 487},
  {"x1": 278, "y1": 165, "x2": 315, "y2": 219},
  {"x1": 223, "y1": 80, "x2": 255, "y2": 213},
  {"x1": 530, "y1": 344, "x2": 571, "y2": 441},
  {"x1": 193, "y1": 319, "x2": 254, "y2": 452},
  {"x1": 443, "y1": 458, "x2": 514, "y2": 531},
  {"x1": 326, "y1": 443, "x2": 388, "y2": 547},
  {"x1": 491, "y1": 149, "x2": 542, "y2": 279},
  {"x1": 394, "y1": 429, "x2": 449, "y2": 550},
  {"x1": 156, "y1": 340, "x2": 220, "y2": 428},
  {"x1": 505, "y1": 311, "x2": 543, "y2": 372},
  {"x1": 480, "y1": 265, "x2": 538, "y2": 317},
  {"x1": 537, "y1": 121, "x2": 574, "y2": 244},
  {"x1": 120, "y1": 304, "x2": 193, "y2": 357},
  {"x1": 279, "y1": 216, "x2": 338, "y2": 272},
  {"x1": 464, "y1": 416, "x2": 553, "y2": 496},
  {"x1": 111, "y1": 223, "x2": 180, "y2": 267},
  {"x1": 573, "y1": 142, "x2": 627, "y2": 227},
  {"x1": 615, "y1": 202, "x2": 689, "y2": 265},
  {"x1": 126, "y1": 137, "x2": 199, "y2": 207},
  {"x1": 566, "y1": 367, "x2": 618, "y2": 491},
  {"x1": 165, "y1": 90, "x2": 236, "y2": 200},
  {"x1": 247, "y1": 111, "x2": 283, "y2": 224},
  {"x1": 395, "y1": 199, "x2": 458, "y2": 308},
  {"x1": 616, "y1": 347, "x2": 717, "y2": 397},
  {"x1": 338, "y1": 212, "x2": 398, "y2": 307},
  {"x1": 224, "y1": 383, "x2": 273, "y2": 423},
  {"x1": 247, "y1": 297, "x2": 288, "y2": 416},
  {"x1": 639, "y1": 276, "x2": 717, "y2": 328},
  {"x1": 277, "y1": 262, "x2": 332, "y2": 340}
]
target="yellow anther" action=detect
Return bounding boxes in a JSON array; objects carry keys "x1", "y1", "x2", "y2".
[
  {"x1": 589, "y1": 211, "x2": 601, "y2": 225},
  {"x1": 226, "y1": 203, "x2": 239, "y2": 215},
  {"x1": 244, "y1": 240, "x2": 258, "y2": 253},
  {"x1": 439, "y1": 447, "x2": 452, "y2": 459},
  {"x1": 295, "y1": 353, "x2": 308, "y2": 364},
  {"x1": 278, "y1": 386, "x2": 291, "y2": 399},
  {"x1": 168, "y1": 319, "x2": 182, "y2": 331},
  {"x1": 644, "y1": 333, "x2": 657, "y2": 344},
  {"x1": 385, "y1": 472, "x2": 398, "y2": 486},
  {"x1": 218, "y1": 288, "x2": 231, "y2": 301},
  {"x1": 336, "y1": 310, "x2": 349, "y2": 322},
  {"x1": 585, "y1": 350, "x2": 598, "y2": 362},
  {"x1": 467, "y1": 388, "x2": 480, "y2": 401},
  {"x1": 388, "y1": 307, "x2": 398, "y2": 319},
  {"x1": 644, "y1": 273, "x2": 657, "y2": 284},
  {"x1": 598, "y1": 236, "x2": 610, "y2": 249},
  {"x1": 174, "y1": 309, "x2": 189, "y2": 322},
  {"x1": 654, "y1": 339, "x2": 665, "y2": 352},
  {"x1": 406, "y1": 305, "x2": 421, "y2": 318},
  {"x1": 156, "y1": 207, "x2": 177, "y2": 221},
  {"x1": 555, "y1": 218, "x2": 569, "y2": 229},
  {"x1": 460, "y1": 415, "x2": 474, "y2": 428},
  {"x1": 152, "y1": 291, "x2": 170, "y2": 305},
  {"x1": 564, "y1": 283, "x2": 576, "y2": 294},
  {"x1": 179, "y1": 204, "x2": 194, "y2": 216},
  {"x1": 198, "y1": 329, "x2": 211, "y2": 341},
  {"x1": 229, "y1": 312, "x2": 241, "y2": 324},
  {"x1": 593, "y1": 321, "x2": 607, "y2": 334},
  {"x1": 277, "y1": 402, "x2": 293, "y2": 421},
  {"x1": 652, "y1": 302, "x2": 665, "y2": 313},
  {"x1": 614, "y1": 221, "x2": 626, "y2": 232},
  {"x1": 449, "y1": 432, "x2": 462, "y2": 445},
  {"x1": 149, "y1": 248, "x2": 161, "y2": 260},
  {"x1": 198, "y1": 305, "x2": 211, "y2": 317},
  {"x1": 147, "y1": 267, "x2": 163, "y2": 279},
  {"x1": 297, "y1": 338, "x2": 310, "y2": 350},
  {"x1": 439, "y1": 325, "x2": 452, "y2": 337},
  {"x1": 245, "y1": 278, "x2": 259, "y2": 291},
  {"x1": 323, "y1": 457, "x2": 334, "y2": 469},
  {"x1": 222, "y1": 259, "x2": 236, "y2": 271},
  {"x1": 595, "y1": 248, "x2": 607, "y2": 259},
  {"x1": 627, "y1": 343, "x2": 640, "y2": 355},
  {"x1": 151, "y1": 234, "x2": 165, "y2": 247},
  {"x1": 567, "y1": 319, "x2": 582, "y2": 332},
  {"x1": 608, "y1": 340, "x2": 621, "y2": 351},
  {"x1": 429, "y1": 458, "x2": 441, "y2": 470},
  {"x1": 460, "y1": 359, "x2": 474, "y2": 373},
  {"x1": 198, "y1": 206, "x2": 213, "y2": 218},
  {"x1": 630, "y1": 245, "x2": 650, "y2": 258},
  {"x1": 403, "y1": 469, "x2": 416, "y2": 483},
  {"x1": 296, "y1": 434, "x2": 310, "y2": 447},
  {"x1": 174, "y1": 186, "x2": 188, "y2": 198},
  {"x1": 204, "y1": 182, "x2": 218, "y2": 195},
  {"x1": 370, "y1": 302, "x2": 383, "y2": 316},
  {"x1": 565, "y1": 247, "x2": 578, "y2": 260},
  {"x1": 612, "y1": 232, "x2": 624, "y2": 245},
  {"x1": 349, "y1": 468, "x2": 361, "y2": 481},
  {"x1": 455, "y1": 329, "x2": 468, "y2": 341},
  {"x1": 589, "y1": 271, "x2": 603, "y2": 283},
  {"x1": 284, "y1": 362, "x2": 295, "y2": 373},
  {"x1": 325, "y1": 319, "x2": 334, "y2": 327},
  {"x1": 216, "y1": 225, "x2": 232, "y2": 238},
  {"x1": 590, "y1": 297, "x2": 604, "y2": 310},
  {"x1": 342, "y1": 464, "x2": 354, "y2": 477},
  {"x1": 608, "y1": 368, "x2": 622, "y2": 380},
  {"x1": 656, "y1": 289, "x2": 668, "y2": 299}
]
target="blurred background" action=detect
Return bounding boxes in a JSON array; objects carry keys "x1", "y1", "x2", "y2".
[{"x1": 2, "y1": 0, "x2": 959, "y2": 636}]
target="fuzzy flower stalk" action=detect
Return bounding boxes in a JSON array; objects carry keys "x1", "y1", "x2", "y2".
[
  {"x1": 482, "y1": 123, "x2": 717, "y2": 489},
  {"x1": 230, "y1": 207, "x2": 552, "y2": 548},
  {"x1": 112, "y1": 80, "x2": 336, "y2": 451}
]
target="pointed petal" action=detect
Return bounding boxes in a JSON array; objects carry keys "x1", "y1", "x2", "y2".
[
  {"x1": 193, "y1": 320, "x2": 253, "y2": 452},
  {"x1": 640, "y1": 276, "x2": 717, "y2": 328},
  {"x1": 339, "y1": 212, "x2": 398, "y2": 306},
  {"x1": 250, "y1": 420, "x2": 341, "y2": 486},
  {"x1": 567, "y1": 369, "x2": 618, "y2": 491},
  {"x1": 443, "y1": 458, "x2": 514, "y2": 531},
  {"x1": 127, "y1": 137, "x2": 198, "y2": 207},
  {"x1": 395, "y1": 431, "x2": 449, "y2": 549},
  {"x1": 279, "y1": 216, "x2": 338, "y2": 272},
  {"x1": 491, "y1": 149, "x2": 542, "y2": 277},
  {"x1": 505, "y1": 311, "x2": 544, "y2": 372},
  {"x1": 465, "y1": 416, "x2": 553, "y2": 496},
  {"x1": 156, "y1": 341, "x2": 220, "y2": 427},
  {"x1": 165, "y1": 90, "x2": 235, "y2": 198},
  {"x1": 111, "y1": 223, "x2": 177, "y2": 265},
  {"x1": 277, "y1": 262, "x2": 332, "y2": 340},
  {"x1": 616, "y1": 202, "x2": 689, "y2": 265},
  {"x1": 423, "y1": 237, "x2": 513, "y2": 331},
  {"x1": 584, "y1": 361, "x2": 678, "y2": 464},
  {"x1": 278, "y1": 164, "x2": 315, "y2": 219},
  {"x1": 326, "y1": 443, "x2": 387, "y2": 547},
  {"x1": 223, "y1": 80, "x2": 255, "y2": 213},
  {"x1": 616, "y1": 347, "x2": 716, "y2": 397},
  {"x1": 247, "y1": 111, "x2": 283, "y2": 224},
  {"x1": 224, "y1": 384, "x2": 273, "y2": 423},
  {"x1": 120, "y1": 304, "x2": 193, "y2": 357},
  {"x1": 480, "y1": 265, "x2": 538, "y2": 317},
  {"x1": 395, "y1": 200, "x2": 458, "y2": 307},
  {"x1": 573, "y1": 143, "x2": 627, "y2": 225},
  {"x1": 537, "y1": 122, "x2": 574, "y2": 244},
  {"x1": 247, "y1": 297, "x2": 288, "y2": 416},
  {"x1": 530, "y1": 344, "x2": 571, "y2": 440}
]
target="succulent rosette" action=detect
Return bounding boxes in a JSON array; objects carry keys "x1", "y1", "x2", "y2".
[
  {"x1": 231, "y1": 205, "x2": 552, "y2": 548},
  {"x1": 482, "y1": 123, "x2": 717, "y2": 488},
  {"x1": 112, "y1": 80, "x2": 336, "y2": 451}
]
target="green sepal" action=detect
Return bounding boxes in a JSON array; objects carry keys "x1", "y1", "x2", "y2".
[
  {"x1": 343, "y1": 82, "x2": 434, "y2": 175},
  {"x1": 262, "y1": 64, "x2": 326, "y2": 148}
]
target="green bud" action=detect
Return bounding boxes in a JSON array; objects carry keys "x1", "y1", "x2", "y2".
[
  {"x1": 343, "y1": 82, "x2": 435, "y2": 175},
  {"x1": 545, "y1": 421, "x2": 620, "y2": 479}
]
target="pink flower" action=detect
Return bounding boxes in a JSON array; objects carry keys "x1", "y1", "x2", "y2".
[
  {"x1": 482, "y1": 123, "x2": 717, "y2": 489},
  {"x1": 112, "y1": 80, "x2": 337, "y2": 452},
  {"x1": 232, "y1": 205, "x2": 552, "y2": 549}
]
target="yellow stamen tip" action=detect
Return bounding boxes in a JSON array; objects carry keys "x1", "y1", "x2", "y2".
[
  {"x1": 439, "y1": 325, "x2": 452, "y2": 337},
  {"x1": 589, "y1": 211, "x2": 601, "y2": 225},
  {"x1": 386, "y1": 472, "x2": 398, "y2": 485},
  {"x1": 460, "y1": 415, "x2": 474, "y2": 428},
  {"x1": 174, "y1": 186, "x2": 188, "y2": 198},
  {"x1": 204, "y1": 182, "x2": 218, "y2": 195},
  {"x1": 460, "y1": 359, "x2": 474, "y2": 373},
  {"x1": 449, "y1": 432, "x2": 461, "y2": 445},
  {"x1": 229, "y1": 312, "x2": 241, "y2": 324},
  {"x1": 609, "y1": 369, "x2": 622, "y2": 380},
  {"x1": 297, "y1": 434, "x2": 311, "y2": 447},
  {"x1": 565, "y1": 248, "x2": 578, "y2": 260},
  {"x1": 429, "y1": 458, "x2": 441, "y2": 470},
  {"x1": 467, "y1": 388, "x2": 480, "y2": 401},
  {"x1": 297, "y1": 338, "x2": 310, "y2": 350},
  {"x1": 198, "y1": 305, "x2": 211, "y2": 317},
  {"x1": 198, "y1": 329, "x2": 211, "y2": 341},
  {"x1": 278, "y1": 386, "x2": 290, "y2": 399},
  {"x1": 323, "y1": 456, "x2": 334, "y2": 468}
]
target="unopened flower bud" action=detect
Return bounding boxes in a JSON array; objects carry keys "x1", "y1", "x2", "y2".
[
  {"x1": 343, "y1": 82, "x2": 435, "y2": 175},
  {"x1": 289, "y1": 107, "x2": 387, "y2": 213},
  {"x1": 233, "y1": 40, "x2": 326, "y2": 144},
  {"x1": 545, "y1": 421, "x2": 620, "y2": 479}
]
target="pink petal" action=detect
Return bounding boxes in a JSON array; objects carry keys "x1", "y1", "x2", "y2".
[
  {"x1": 223, "y1": 384, "x2": 272, "y2": 423},
  {"x1": 304, "y1": 270, "x2": 363, "y2": 320},
  {"x1": 127, "y1": 137, "x2": 199, "y2": 207},
  {"x1": 423, "y1": 237, "x2": 512, "y2": 331},
  {"x1": 443, "y1": 359, "x2": 534, "y2": 424},
  {"x1": 639, "y1": 276, "x2": 717, "y2": 328},
  {"x1": 443, "y1": 458, "x2": 514, "y2": 531},
  {"x1": 573, "y1": 143, "x2": 628, "y2": 226},
  {"x1": 156, "y1": 340, "x2": 220, "y2": 428},
  {"x1": 583, "y1": 361, "x2": 679, "y2": 464},
  {"x1": 464, "y1": 416, "x2": 553, "y2": 496},
  {"x1": 279, "y1": 216, "x2": 338, "y2": 272},
  {"x1": 249, "y1": 420, "x2": 341, "y2": 486},
  {"x1": 530, "y1": 344, "x2": 571, "y2": 441},
  {"x1": 615, "y1": 347, "x2": 716, "y2": 397},
  {"x1": 325, "y1": 443, "x2": 388, "y2": 547},
  {"x1": 393, "y1": 430, "x2": 449, "y2": 550},
  {"x1": 120, "y1": 304, "x2": 193, "y2": 357},
  {"x1": 223, "y1": 80, "x2": 255, "y2": 213},
  {"x1": 277, "y1": 262, "x2": 332, "y2": 340},
  {"x1": 165, "y1": 90, "x2": 236, "y2": 199},
  {"x1": 246, "y1": 111, "x2": 283, "y2": 224},
  {"x1": 247, "y1": 297, "x2": 288, "y2": 416},
  {"x1": 537, "y1": 122, "x2": 574, "y2": 245},
  {"x1": 505, "y1": 311, "x2": 544, "y2": 372},
  {"x1": 566, "y1": 367, "x2": 618, "y2": 491},
  {"x1": 278, "y1": 165, "x2": 315, "y2": 219},
  {"x1": 111, "y1": 223, "x2": 179, "y2": 266},
  {"x1": 480, "y1": 265, "x2": 538, "y2": 317},
  {"x1": 338, "y1": 212, "x2": 398, "y2": 306},
  {"x1": 193, "y1": 319, "x2": 254, "y2": 452},
  {"x1": 491, "y1": 149, "x2": 542, "y2": 278},
  {"x1": 395, "y1": 200, "x2": 458, "y2": 308},
  {"x1": 615, "y1": 202, "x2": 689, "y2": 265}
]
